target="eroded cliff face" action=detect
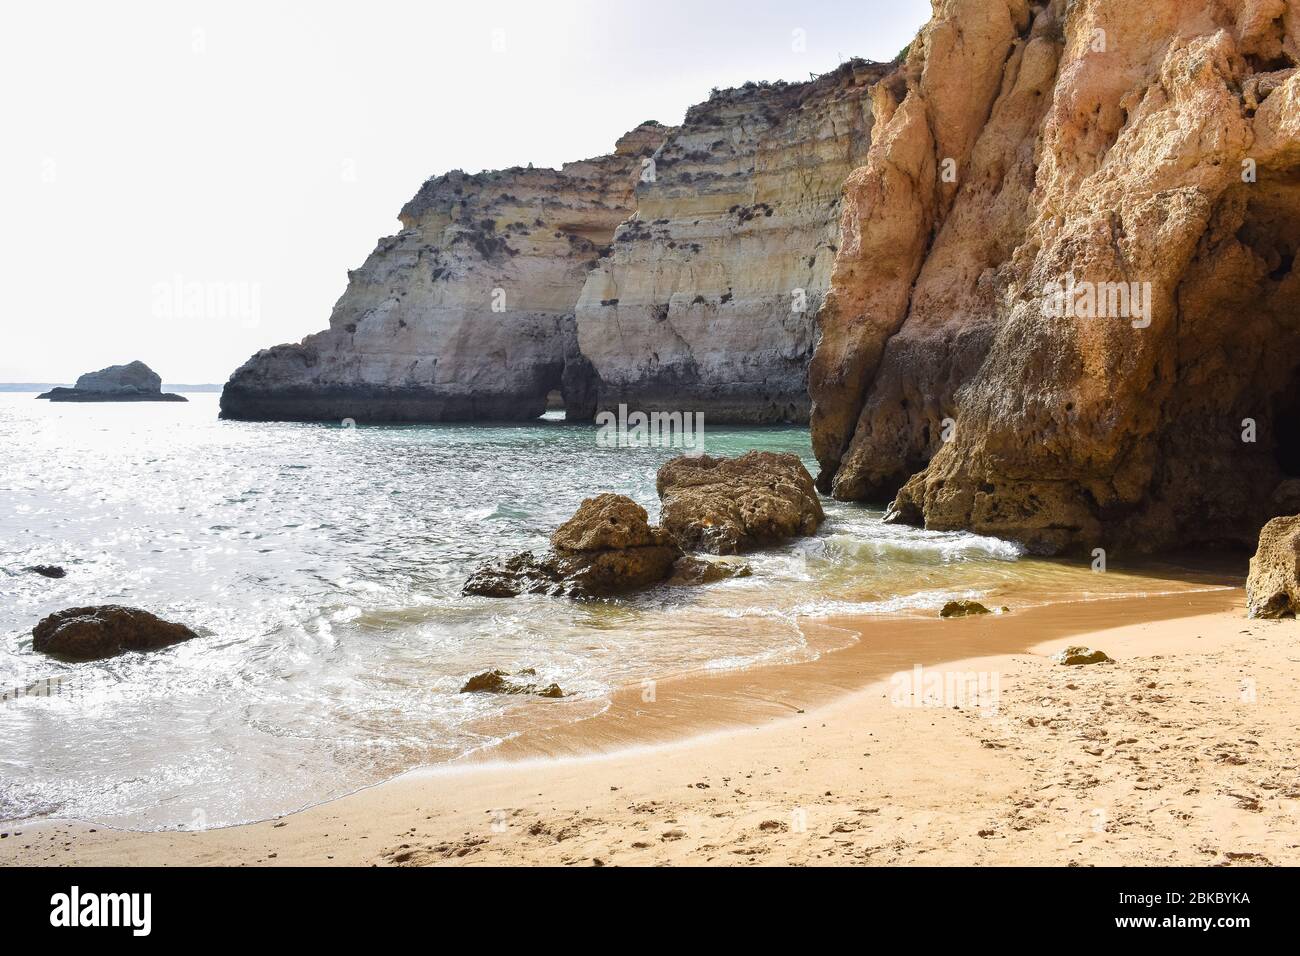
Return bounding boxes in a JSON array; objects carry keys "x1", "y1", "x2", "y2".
[
  {"x1": 220, "y1": 124, "x2": 667, "y2": 422},
  {"x1": 222, "y1": 60, "x2": 892, "y2": 425},
  {"x1": 811, "y1": 0, "x2": 1300, "y2": 554},
  {"x1": 575, "y1": 60, "x2": 890, "y2": 422}
]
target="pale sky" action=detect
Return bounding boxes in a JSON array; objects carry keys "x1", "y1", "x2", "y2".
[{"x1": 0, "y1": 0, "x2": 930, "y2": 384}]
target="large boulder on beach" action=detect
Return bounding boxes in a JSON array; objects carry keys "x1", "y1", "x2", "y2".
[
  {"x1": 32, "y1": 605, "x2": 198, "y2": 660},
  {"x1": 1247, "y1": 515, "x2": 1300, "y2": 619},
  {"x1": 464, "y1": 495, "x2": 681, "y2": 599},
  {"x1": 656, "y1": 451, "x2": 824, "y2": 553},
  {"x1": 1052, "y1": 646, "x2": 1113, "y2": 666},
  {"x1": 37, "y1": 361, "x2": 186, "y2": 402}
]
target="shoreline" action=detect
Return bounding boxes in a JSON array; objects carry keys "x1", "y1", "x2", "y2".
[{"x1": 8, "y1": 582, "x2": 1296, "y2": 867}]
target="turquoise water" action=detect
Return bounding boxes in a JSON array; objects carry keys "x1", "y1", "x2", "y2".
[{"x1": 0, "y1": 393, "x2": 1204, "y2": 828}]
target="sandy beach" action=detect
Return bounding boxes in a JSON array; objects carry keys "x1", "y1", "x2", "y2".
[{"x1": 5, "y1": 584, "x2": 1297, "y2": 867}]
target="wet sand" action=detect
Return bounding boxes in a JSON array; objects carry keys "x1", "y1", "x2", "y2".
[{"x1": 6, "y1": 582, "x2": 1297, "y2": 866}]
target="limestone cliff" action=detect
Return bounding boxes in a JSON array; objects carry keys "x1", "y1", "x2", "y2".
[
  {"x1": 575, "y1": 59, "x2": 890, "y2": 422},
  {"x1": 220, "y1": 124, "x2": 667, "y2": 422},
  {"x1": 221, "y1": 59, "x2": 892, "y2": 425},
  {"x1": 811, "y1": 0, "x2": 1300, "y2": 554}
]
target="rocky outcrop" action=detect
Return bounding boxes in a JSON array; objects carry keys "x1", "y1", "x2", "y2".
[
  {"x1": 940, "y1": 600, "x2": 991, "y2": 618},
  {"x1": 667, "y1": 555, "x2": 753, "y2": 585},
  {"x1": 32, "y1": 606, "x2": 198, "y2": 660},
  {"x1": 24, "y1": 565, "x2": 66, "y2": 579},
  {"x1": 575, "y1": 60, "x2": 891, "y2": 422},
  {"x1": 1247, "y1": 514, "x2": 1300, "y2": 617},
  {"x1": 220, "y1": 59, "x2": 897, "y2": 425},
  {"x1": 459, "y1": 669, "x2": 565, "y2": 698},
  {"x1": 463, "y1": 494, "x2": 681, "y2": 598},
  {"x1": 38, "y1": 361, "x2": 186, "y2": 402},
  {"x1": 1052, "y1": 646, "x2": 1114, "y2": 666},
  {"x1": 656, "y1": 451, "x2": 824, "y2": 553},
  {"x1": 221, "y1": 124, "x2": 668, "y2": 422},
  {"x1": 810, "y1": 0, "x2": 1300, "y2": 555}
]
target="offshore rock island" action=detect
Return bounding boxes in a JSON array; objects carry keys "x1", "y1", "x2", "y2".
[{"x1": 38, "y1": 361, "x2": 187, "y2": 403}]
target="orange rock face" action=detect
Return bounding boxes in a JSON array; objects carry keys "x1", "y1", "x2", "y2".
[{"x1": 811, "y1": 0, "x2": 1300, "y2": 554}]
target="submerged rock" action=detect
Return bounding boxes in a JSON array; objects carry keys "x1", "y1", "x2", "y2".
[
  {"x1": 459, "y1": 669, "x2": 565, "y2": 698},
  {"x1": 24, "y1": 565, "x2": 66, "y2": 579},
  {"x1": 32, "y1": 605, "x2": 198, "y2": 661},
  {"x1": 1053, "y1": 646, "x2": 1113, "y2": 666},
  {"x1": 666, "y1": 555, "x2": 753, "y2": 586},
  {"x1": 1247, "y1": 515, "x2": 1300, "y2": 619},
  {"x1": 463, "y1": 495, "x2": 681, "y2": 599},
  {"x1": 656, "y1": 451, "x2": 824, "y2": 554},
  {"x1": 37, "y1": 361, "x2": 186, "y2": 403},
  {"x1": 939, "y1": 600, "x2": 991, "y2": 618}
]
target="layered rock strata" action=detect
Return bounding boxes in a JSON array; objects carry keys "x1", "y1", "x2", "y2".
[
  {"x1": 220, "y1": 124, "x2": 668, "y2": 422},
  {"x1": 575, "y1": 59, "x2": 891, "y2": 422},
  {"x1": 221, "y1": 59, "x2": 894, "y2": 424},
  {"x1": 811, "y1": 0, "x2": 1300, "y2": 554}
]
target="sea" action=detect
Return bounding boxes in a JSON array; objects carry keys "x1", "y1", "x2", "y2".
[{"x1": 0, "y1": 392, "x2": 1224, "y2": 828}]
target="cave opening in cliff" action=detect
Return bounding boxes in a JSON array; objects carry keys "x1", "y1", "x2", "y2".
[
  {"x1": 1227, "y1": 178, "x2": 1300, "y2": 477},
  {"x1": 1273, "y1": 372, "x2": 1300, "y2": 478}
]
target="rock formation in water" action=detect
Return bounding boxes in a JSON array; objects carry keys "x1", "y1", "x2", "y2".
[
  {"x1": 939, "y1": 600, "x2": 991, "y2": 618},
  {"x1": 575, "y1": 60, "x2": 891, "y2": 422},
  {"x1": 38, "y1": 361, "x2": 186, "y2": 402},
  {"x1": 24, "y1": 565, "x2": 67, "y2": 579},
  {"x1": 459, "y1": 669, "x2": 565, "y2": 698},
  {"x1": 221, "y1": 60, "x2": 893, "y2": 424},
  {"x1": 463, "y1": 494, "x2": 682, "y2": 598},
  {"x1": 656, "y1": 451, "x2": 824, "y2": 553},
  {"x1": 666, "y1": 555, "x2": 753, "y2": 585},
  {"x1": 810, "y1": 0, "x2": 1300, "y2": 555},
  {"x1": 32, "y1": 606, "x2": 198, "y2": 660},
  {"x1": 221, "y1": 124, "x2": 668, "y2": 422}
]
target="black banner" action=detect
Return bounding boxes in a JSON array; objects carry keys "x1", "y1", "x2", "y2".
[{"x1": 0, "y1": 865, "x2": 1279, "y2": 940}]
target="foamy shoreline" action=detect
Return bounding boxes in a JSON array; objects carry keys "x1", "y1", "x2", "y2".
[{"x1": 5, "y1": 583, "x2": 1295, "y2": 867}]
